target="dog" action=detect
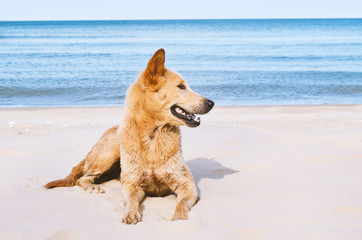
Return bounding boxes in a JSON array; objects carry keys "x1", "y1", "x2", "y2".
[{"x1": 45, "y1": 49, "x2": 214, "y2": 224}]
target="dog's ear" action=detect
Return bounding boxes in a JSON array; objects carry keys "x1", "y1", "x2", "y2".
[{"x1": 145, "y1": 49, "x2": 165, "y2": 86}]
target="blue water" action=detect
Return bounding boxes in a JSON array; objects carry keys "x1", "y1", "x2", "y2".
[{"x1": 1, "y1": 19, "x2": 362, "y2": 107}]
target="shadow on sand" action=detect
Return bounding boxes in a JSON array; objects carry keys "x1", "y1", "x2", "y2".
[
  {"x1": 186, "y1": 158, "x2": 239, "y2": 195},
  {"x1": 93, "y1": 157, "x2": 239, "y2": 197}
]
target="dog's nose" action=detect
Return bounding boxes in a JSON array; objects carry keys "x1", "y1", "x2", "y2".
[{"x1": 205, "y1": 99, "x2": 214, "y2": 109}]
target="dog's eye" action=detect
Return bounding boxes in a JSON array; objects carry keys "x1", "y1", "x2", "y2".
[{"x1": 177, "y1": 84, "x2": 186, "y2": 90}]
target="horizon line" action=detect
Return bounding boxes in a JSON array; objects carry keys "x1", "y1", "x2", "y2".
[{"x1": 1, "y1": 17, "x2": 362, "y2": 22}]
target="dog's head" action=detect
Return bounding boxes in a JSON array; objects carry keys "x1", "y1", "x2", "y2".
[{"x1": 136, "y1": 49, "x2": 214, "y2": 128}]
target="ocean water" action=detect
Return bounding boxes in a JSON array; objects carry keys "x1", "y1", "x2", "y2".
[{"x1": 0, "y1": 19, "x2": 362, "y2": 107}]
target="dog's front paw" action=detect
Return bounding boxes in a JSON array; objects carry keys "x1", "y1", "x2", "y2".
[
  {"x1": 171, "y1": 210, "x2": 188, "y2": 221},
  {"x1": 85, "y1": 185, "x2": 105, "y2": 194},
  {"x1": 122, "y1": 210, "x2": 142, "y2": 224}
]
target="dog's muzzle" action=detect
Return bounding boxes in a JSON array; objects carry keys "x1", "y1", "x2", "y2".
[{"x1": 170, "y1": 99, "x2": 214, "y2": 128}]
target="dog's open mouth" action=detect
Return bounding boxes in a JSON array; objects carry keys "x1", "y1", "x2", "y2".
[{"x1": 171, "y1": 105, "x2": 200, "y2": 127}]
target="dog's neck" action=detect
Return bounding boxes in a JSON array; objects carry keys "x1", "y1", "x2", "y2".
[
  {"x1": 123, "y1": 108, "x2": 179, "y2": 140},
  {"x1": 150, "y1": 126, "x2": 160, "y2": 139},
  {"x1": 121, "y1": 114, "x2": 181, "y2": 164},
  {"x1": 125, "y1": 99, "x2": 174, "y2": 139},
  {"x1": 136, "y1": 117, "x2": 178, "y2": 140},
  {"x1": 149, "y1": 123, "x2": 179, "y2": 139}
]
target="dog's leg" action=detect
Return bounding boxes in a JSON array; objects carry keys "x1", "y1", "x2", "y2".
[
  {"x1": 171, "y1": 182, "x2": 197, "y2": 221},
  {"x1": 167, "y1": 165, "x2": 198, "y2": 221},
  {"x1": 45, "y1": 126, "x2": 121, "y2": 192},
  {"x1": 77, "y1": 126, "x2": 121, "y2": 194},
  {"x1": 121, "y1": 183, "x2": 145, "y2": 224},
  {"x1": 77, "y1": 172, "x2": 105, "y2": 194}
]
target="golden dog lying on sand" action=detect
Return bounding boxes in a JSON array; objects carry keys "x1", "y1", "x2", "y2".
[{"x1": 45, "y1": 49, "x2": 214, "y2": 224}]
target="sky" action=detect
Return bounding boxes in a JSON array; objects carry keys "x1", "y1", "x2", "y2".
[{"x1": 0, "y1": 0, "x2": 361, "y2": 21}]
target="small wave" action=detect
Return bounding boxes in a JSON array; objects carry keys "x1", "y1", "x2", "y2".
[
  {"x1": 194, "y1": 54, "x2": 362, "y2": 62},
  {"x1": 0, "y1": 86, "x2": 63, "y2": 97},
  {"x1": 0, "y1": 52, "x2": 112, "y2": 59},
  {"x1": 317, "y1": 85, "x2": 362, "y2": 95},
  {"x1": 0, "y1": 35, "x2": 114, "y2": 39},
  {"x1": 0, "y1": 86, "x2": 128, "y2": 107}
]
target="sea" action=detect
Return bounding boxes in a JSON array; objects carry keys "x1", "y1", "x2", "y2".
[{"x1": 1, "y1": 19, "x2": 362, "y2": 107}]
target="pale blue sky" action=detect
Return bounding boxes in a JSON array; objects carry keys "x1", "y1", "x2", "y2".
[{"x1": 1, "y1": 0, "x2": 361, "y2": 21}]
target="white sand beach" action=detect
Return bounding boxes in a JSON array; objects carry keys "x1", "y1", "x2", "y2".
[{"x1": 1, "y1": 105, "x2": 362, "y2": 240}]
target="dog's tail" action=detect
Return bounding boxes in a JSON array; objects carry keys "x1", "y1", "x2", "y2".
[{"x1": 44, "y1": 159, "x2": 85, "y2": 189}]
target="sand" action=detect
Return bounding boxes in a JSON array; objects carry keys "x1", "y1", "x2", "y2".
[{"x1": 1, "y1": 105, "x2": 362, "y2": 240}]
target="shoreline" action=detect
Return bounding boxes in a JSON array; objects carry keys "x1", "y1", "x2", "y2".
[
  {"x1": 2, "y1": 105, "x2": 362, "y2": 136},
  {"x1": 1, "y1": 103, "x2": 362, "y2": 110}
]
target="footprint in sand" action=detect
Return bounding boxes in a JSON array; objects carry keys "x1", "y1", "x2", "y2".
[{"x1": 47, "y1": 229, "x2": 84, "y2": 240}]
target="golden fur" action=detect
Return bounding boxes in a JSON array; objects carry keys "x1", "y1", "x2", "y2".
[{"x1": 45, "y1": 49, "x2": 214, "y2": 224}]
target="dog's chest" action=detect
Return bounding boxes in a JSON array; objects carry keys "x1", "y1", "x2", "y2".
[
  {"x1": 139, "y1": 168, "x2": 172, "y2": 196},
  {"x1": 121, "y1": 145, "x2": 182, "y2": 196},
  {"x1": 120, "y1": 124, "x2": 182, "y2": 196},
  {"x1": 142, "y1": 128, "x2": 181, "y2": 164}
]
